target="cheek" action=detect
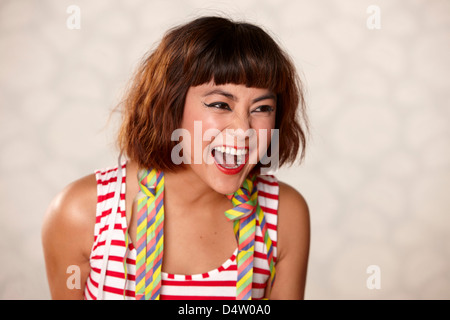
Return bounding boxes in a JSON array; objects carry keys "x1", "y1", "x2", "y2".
[
  {"x1": 250, "y1": 117, "x2": 276, "y2": 162},
  {"x1": 182, "y1": 101, "x2": 227, "y2": 133},
  {"x1": 180, "y1": 107, "x2": 226, "y2": 163},
  {"x1": 255, "y1": 116, "x2": 276, "y2": 143}
]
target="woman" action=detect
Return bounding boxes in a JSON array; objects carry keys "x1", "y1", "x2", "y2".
[{"x1": 42, "y1": 16, "x2": 310, "y2": 300}]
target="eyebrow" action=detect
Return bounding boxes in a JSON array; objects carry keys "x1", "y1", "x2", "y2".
[{"x1": 202, "y1": 89, "x2": 276, "y2": 103}]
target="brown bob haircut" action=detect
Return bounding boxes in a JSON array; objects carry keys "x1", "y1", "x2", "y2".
[{"x1": 118, "y1": 16, "x2": 308, "y2": 173}]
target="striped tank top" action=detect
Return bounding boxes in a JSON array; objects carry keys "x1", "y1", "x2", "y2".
[{"x1": 84, "y1": 161, "x2": 279, "y2": 300}]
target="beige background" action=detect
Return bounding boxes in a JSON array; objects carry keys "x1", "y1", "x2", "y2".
[{"x1": 1, "y1": 0, "x2": 449, "y2": 299}]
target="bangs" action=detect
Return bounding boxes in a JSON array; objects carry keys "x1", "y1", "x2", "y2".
[{"x1": 182, "y1": 19, "x2": 290, "y2": 93}]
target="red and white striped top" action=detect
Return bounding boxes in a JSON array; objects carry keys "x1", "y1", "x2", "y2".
[{"x1": 84, "y1": 161, "x2": 279, "y2": 300}]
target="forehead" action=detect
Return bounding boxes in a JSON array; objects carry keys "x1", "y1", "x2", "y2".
[{"x1": 188, "y1": 82, "x2": 276, "y2": 102}]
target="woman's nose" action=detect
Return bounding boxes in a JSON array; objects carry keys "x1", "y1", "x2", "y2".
[
  {"x1": 224, "y1": 111, "x2": 256, "y2": 146},
  {"x1": 230, "y1": 110, "x2": 251, "y2": 133}
]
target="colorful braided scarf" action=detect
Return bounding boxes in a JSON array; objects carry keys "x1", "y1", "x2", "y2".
[{"x1": 133, "y1": 168, "x2": 276, "y2": 300}]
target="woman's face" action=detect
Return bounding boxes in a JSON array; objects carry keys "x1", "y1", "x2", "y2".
[{"x1": 180, "y1": 81, "x2": 277, "y2": 194}]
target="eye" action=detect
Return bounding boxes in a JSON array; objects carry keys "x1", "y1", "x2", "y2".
[
  {"x1": 203, "y1": 102, "x2": 231, "y2": 111},
  {"x1": 252, "y1": 105, "x2": 275, "y2": 113}
]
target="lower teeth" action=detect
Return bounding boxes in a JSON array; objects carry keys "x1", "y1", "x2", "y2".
[{"x1": 212, "y1": 150, "x2": 244, "y2": 168}]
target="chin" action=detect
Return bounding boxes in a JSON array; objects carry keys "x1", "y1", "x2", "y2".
[
  {"x1": 208, "y1": 165, "x2": 255, "y2": 195},
  {"x1": 212, "y1": 177, "x2": 244, "y2": 195}
]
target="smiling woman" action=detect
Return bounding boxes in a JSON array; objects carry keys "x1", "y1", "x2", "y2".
[{"x1": 42, "y1": 16, "x2": 310, "y2": 301}]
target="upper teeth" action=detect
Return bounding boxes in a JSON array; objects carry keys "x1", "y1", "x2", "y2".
[{"x1": 213, "y1": 146, "x2": 248, "y2": 156}]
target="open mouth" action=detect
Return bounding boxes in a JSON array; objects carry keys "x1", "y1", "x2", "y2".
[{"x1": 211, "y1": 145, "x2": 249, "y2": 175}]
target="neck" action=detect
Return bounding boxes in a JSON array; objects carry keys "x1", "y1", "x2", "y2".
[{"x1": 164, "y1": 166, "x2": 227, "y2": 213}]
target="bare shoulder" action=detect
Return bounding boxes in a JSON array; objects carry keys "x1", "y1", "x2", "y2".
[
  {"x1": 268, "y1": 180, "x2": 310, "y2": 299},
  {"x1": 42, "y1": 173, "x2": 98, "y2": 299},
  {"x1": 276, "y1": 180, "x2": 310, "y2": 264},
  {"x1": 277, "y1": 180, "x2": 310, "y2": 228},
  {"x1": 42, "y1": 173, "x2": 98, "y2": 261}
]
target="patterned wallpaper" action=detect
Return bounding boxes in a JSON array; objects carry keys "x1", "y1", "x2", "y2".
[{"x1": 0, "y1": 0, "x2": 449, "y2": 299}]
